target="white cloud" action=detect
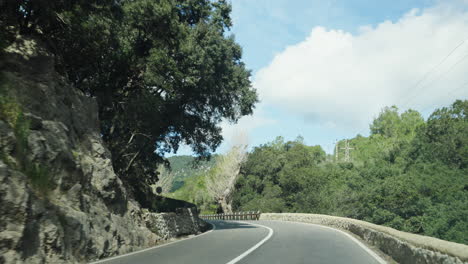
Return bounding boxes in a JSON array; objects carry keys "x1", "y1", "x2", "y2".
[{"x1": 254, "y1": 2, "x2": 468, "y2": 131}]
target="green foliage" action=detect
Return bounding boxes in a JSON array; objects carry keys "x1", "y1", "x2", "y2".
[
  {"x1": 233, "y1": 101, "x2": 468, "y2": 244},
  {"x1": 168, "y1": 172, "x2": 217, "y2": 214},
  {"x1": 410, "y1": 100, "x2": 468, "y2": 169},
  {"x1": 0, "y1": 74, "x2": 21, "y2": 127},
  {"x1": 25, "y1": 163, "x2": 53, "y2": 195},
  {"x1": 232, "y1": 136, "x2": 328, "y2": 212},
  {"x1": 13, "y1": 111, "x2": 29, "y2": 156},
  {"x1": 0, "y1": 75, "x2": 52, "y2": 194},
  {"x1": 370, "y1": 106, "x2": 424, "y2": 138},
  {"x1": 165, "y1": 155, "x2": 218, "y2": 191},
  {"x1": 14, "y1": 111, "x2": 53, "y2": 195},
  {"x1": 0, "y1": 77, "x2": 31, "y2": 165},
  {"x1": 0, "y1": 0, "x2": 257, "y2": 203}
]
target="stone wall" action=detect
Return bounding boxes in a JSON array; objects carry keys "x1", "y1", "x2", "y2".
[
  {"x1": 260, "y1": 213, "x2": 468, "y2": 264},
  {"x1": 144, "y1": 208, "x2": 209, "y2": 240},
  {"x1": 0, "y1": 36, "x2": 206, "y2": 264}
]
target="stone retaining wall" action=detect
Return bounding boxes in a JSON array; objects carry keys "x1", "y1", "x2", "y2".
[
  {"x1": 260, "y1": 213, "x2": 468, "y2": 264},
  {"x1": 144, "y1": 208, "x2": 208, "y2": 240}
]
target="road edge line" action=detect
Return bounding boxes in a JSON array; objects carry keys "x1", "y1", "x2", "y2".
[
  {"x1": 225, "y1": 221, "x2": 274, "y2": 264},
  {"x1": 266, "y1": 219, "x2": 386, "y2": 264},
  {"x1": 89, "y1": 221, "x2": 216, "y2": 264}
]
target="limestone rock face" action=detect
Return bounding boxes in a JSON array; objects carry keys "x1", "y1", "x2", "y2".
[{"x1": 0, "y1": 36, "x2": 205, "y2": 263}]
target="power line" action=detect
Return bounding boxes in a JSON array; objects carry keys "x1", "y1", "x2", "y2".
[
  {"x1": 420, "y1": 52, "x2": 468, "y2": 89},
  {"x1": 420, "y1": 80, "x2": 468, "y2": 114},
  {"x1": 404, "y1": 52, "x2": 468, "y2": 114},
  {"x1": 399, "y1": 37, "x2": 468, "y2": 109},
  {"x1": 335, "y1": 39, "x2": 468, "y2": 154}
]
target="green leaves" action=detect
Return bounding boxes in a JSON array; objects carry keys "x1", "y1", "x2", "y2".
[{"x1": 411, "y1": 100, "x2": 468, "y2": 169}]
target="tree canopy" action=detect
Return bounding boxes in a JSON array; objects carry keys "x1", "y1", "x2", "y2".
[{"x1": 1, "y1": 0, "x2": 257, "y2": 204}]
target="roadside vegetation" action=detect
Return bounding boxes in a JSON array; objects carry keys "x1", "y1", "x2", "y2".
[
  {"x1": 169, "y1": 100, "x2": 467, "y2": 244},
  {"x1": 233, "y1": 100, "x2": 467, "y2": 244}
]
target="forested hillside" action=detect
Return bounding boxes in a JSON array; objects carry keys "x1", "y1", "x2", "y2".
[
  {"x1": 165, "y1": 145, "x2": 247, "y2": 214},
  {"x1": 233, "y1": 100, "x2": 467, "y2": 244},
  {"x1": 170, "y1": 100, "x2": 467, "y2": 244},
  {"x1": 159, "y1": 155, "x2": 217, "y2": 192}
]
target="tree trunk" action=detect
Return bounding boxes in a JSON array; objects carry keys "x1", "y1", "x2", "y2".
[{"x1": 219, "y1": 196, "x2": 232, "y2": 214}]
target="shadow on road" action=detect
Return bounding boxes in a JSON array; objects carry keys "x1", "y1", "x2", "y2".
[{"x1": 208, "y1": 220, "x2": 258, "y2": 230}]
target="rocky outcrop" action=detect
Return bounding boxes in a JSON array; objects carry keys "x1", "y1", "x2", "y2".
[
  {"x1": 260, "y1": 213, "x2": 468, "y2": 264},
  {"x1": 0, "y1": 36, "x2": 205, "y2": 263}
]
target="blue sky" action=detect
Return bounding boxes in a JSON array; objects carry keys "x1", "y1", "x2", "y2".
[
  {"x1": 230, "y1": 0, "x2": 436, "y2": 74},
  {"x1": 175, "y1": 0, "x2": 468, "y2": 155}
]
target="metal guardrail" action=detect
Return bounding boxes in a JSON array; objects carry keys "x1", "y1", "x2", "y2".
[{"x1": 200, "y1": 211, "x2": 261, "y2": 220}]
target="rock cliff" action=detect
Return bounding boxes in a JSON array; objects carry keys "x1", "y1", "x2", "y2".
[{"x1": 0, "y1": 36, "x2": 206, "y2": 263}]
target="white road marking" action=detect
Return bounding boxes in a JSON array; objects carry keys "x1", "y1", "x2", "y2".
[
  {"x1": 89, "y1": 222, "x2": 216, "y2": 264},
  {"x1": 267, "y1": 220, "x2": 387, "y2": 264},
  {"x1": 225, "y1": 221, "x2": 274, "y2": 264}
]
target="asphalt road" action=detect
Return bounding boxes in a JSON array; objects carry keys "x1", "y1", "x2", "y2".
[{"x1": 90, "y1": 220, "x2": 386, "y2": 264}]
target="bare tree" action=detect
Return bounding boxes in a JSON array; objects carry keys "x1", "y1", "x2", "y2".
[
  {"x1": 152, "y1": 164, "x2": 175, "y2": 195},
  {"x1": 206, "y1": 135, "x2": 248, "y2": 213}
]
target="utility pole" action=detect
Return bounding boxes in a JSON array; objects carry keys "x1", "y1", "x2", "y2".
[
  {"x1": 334, "y1": 140, "x2": 339, "y2": 162},
  {"x1": 340, "y1": 139, "x2": 354, "y2": 162}
]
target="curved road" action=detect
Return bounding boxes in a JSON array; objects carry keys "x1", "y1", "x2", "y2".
[{"x1": 90, "y1": 220, "x2": 386, "y2": 264}]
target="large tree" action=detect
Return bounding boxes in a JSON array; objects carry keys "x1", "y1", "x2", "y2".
[
  {"x1": 206, "y1": 143, "x2": 248, "y2": 213},
  {"x1": 0, "y1": 0, "x2": 258, "y2": 205}
]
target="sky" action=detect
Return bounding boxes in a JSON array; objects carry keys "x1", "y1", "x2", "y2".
[{"x1": 177, "y1": 0, "x2": 468, "y2": 155}]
